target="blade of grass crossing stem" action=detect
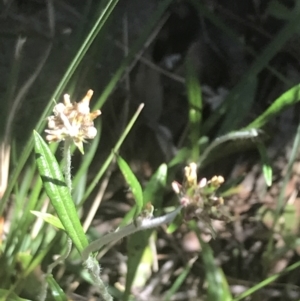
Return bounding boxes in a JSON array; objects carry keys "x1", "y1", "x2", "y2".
[
  {"x1": 0, "y1": 0, "x2": 119, "y2": 215},
  {"x1": 46, "y1": 274, "x2": 68, "y2": 301},
  {"x1": 163, "y1": 257, "x2": 198, "y2": 301},
  {"x1": 257, "y1": 142, "x2": 272, "y2": 187},
  {"x1": 186, "y1": 60, "x2": 202, "y2": 161},
  {"x1": 116, "y1": 154, "x2": 143, "y2": 217},
  {"x1": 124, "y1": 164, "x2": 168, "y2": 300},
  {"x1": 246, "y1": 83, "x2": 300, "y2": 129},
  {"x1": 191, "y1": 221, "x2": 232, "y2": 301},
  {"x1": 82, "y1": 103, "x2": 144, "y2": 203},
  {"x1": 33, "y1": 131, "x2": 88, "y2": 253}
]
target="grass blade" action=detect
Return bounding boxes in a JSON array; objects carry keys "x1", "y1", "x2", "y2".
[
  {"x1": 186, "y1": 61, "x2": 202, "y2": 161},
  {"x1": 124, "y1": 164, "x2": 168, "y2": 300},
  {"x1": 116, "y1": 154, "x2": 143, "y2": 217},
  {"x1": 234, "y1": 260, "x2": 300, "y2": 301},
  {"x1": 82, "y1": 103, "x2": 144, "y2": 203},
  {"x1": 191, "y1": 221, "x2": 232, "y2": 301},
  {"x1": 246, "y1": 83, "x2": 300, "y2": 129},
  {"x1": 46, "y1": 274, "x2": 68, "y2": 301},
  {"x1": 257, "y1": 142, "x2": 273, "y2": 187},
  {"x1": 163, "y1": 257, "x2": 198, "y2": 301}
]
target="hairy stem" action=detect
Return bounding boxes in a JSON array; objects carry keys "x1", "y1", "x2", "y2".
[{"x1": 82, "y1": 206, "x2": 183, "y2": 261}]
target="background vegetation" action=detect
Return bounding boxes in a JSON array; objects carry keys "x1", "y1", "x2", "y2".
[{"x1": 1, "y1": 0, "x2": 300, "y2": 300}]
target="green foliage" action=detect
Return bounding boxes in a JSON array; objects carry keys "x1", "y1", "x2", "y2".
[
  {"x1": 34, "y1": 131, "x2": 88, "y2": 253},
  {"x1": 116, "y1": 154, "x2": 143, "y2": 218},
  {"x1": 30, "y1": 211, "x2": 65, "y2": 231},
  {"x1": 162, "y1": 256, "x2": 198, "y2": 301},
  {"x1": 186, "y1": 60, "x2": 202, "y2": 161},
  {"x1": 3, "y1": 0, "x2": 300, "y2": 300},
  {"x1": 46, "y1": 275, "x2": 68, "y2": 301},
  {"x1": 191, "y1": 221, "x2": 232, "y2": 301},
  {"x1": 124, "y1": 164, "x2": 168, "y2": 300},
  {"x1": 257, "y1": 142, "x2": 273, "y2": 187},
  {"x1": 0, "y1": 0, "x2": 120, "y2": 217},
  {"x1": 246, "y1": 83, "x2": 300, "y2": 129}
]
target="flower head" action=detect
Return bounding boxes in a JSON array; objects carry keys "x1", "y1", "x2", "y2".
[
  {"x1": 45, "y1": 90, "x2": 101, "y2": 154},
  {"x1": 172, "y1": 162, "x2": 230, "y2": 236}
]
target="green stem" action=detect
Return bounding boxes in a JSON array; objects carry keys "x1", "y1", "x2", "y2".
[
  {"x1": 85, "y1": 256, "x2": 113, "y2": 301},
  {"x1": 63, "y1": 138, "x2": 72, "y2": 192},
  {"x1": 82, "y1": 206, "x2": 183, "y2": 261}
]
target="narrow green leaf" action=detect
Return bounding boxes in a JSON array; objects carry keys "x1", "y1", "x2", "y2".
[
  {"x1": 143, "y1": 163, "x2": 168, "y2": 207},
  {"x1": 186, "y1": 60, "x2": 202, "y2": 161},
  {"x1": 116, "y1": 154, "x2": 143, "y2": 217},
  {"x1": 199, "y1": 128, "x2": 261, "y2": 167},
  {"x1": 163, "y1": 257, "x2": 197, "y2": 301},
  {"x1": 168, "y1": 147, "x2": 190, "y2": 167},
  {"x1": 124, "y1": 231, "x2": 150, "y2": 301},
  {"x1": 191, "y1": 222, "x2": 232, "y2": 301},
  {"x1": 246, "y1": 83, "x2": 300, "y2": 129},
  {"x1": 33, "y1": 131, "x2": 88, "y2": 253},
  {"x1": 46, "y1": 274, "x2": 68, "y2": 301},
  {"x1": 124, "y1": 164, "x2": 168, "y2": 300},
  {"x1": 30, "y1": 211, "x2": 65, "y2": 230},
  {"x1": 131, "y1": 242, "x2": 153, "y2": 288},
  {"x1": 121, "y1": 163, "x2": 168, "y2": 226},
  {"x1": 83, "y1": 104, "x2": 144, "y2": 203},
  {"x1": 257, "y1": 142, "x2": 273, "y2": 187},
  {"x1": 201, "y1": 240, "x2": 232, "y2": 301},
  {"x1": 234, "y1": 260, "x2": 300, "y2": 301}
]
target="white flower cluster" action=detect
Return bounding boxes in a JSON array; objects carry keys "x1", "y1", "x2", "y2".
[{"x1": 45, "y1": 90, "x2": 101, "y2": 153}]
